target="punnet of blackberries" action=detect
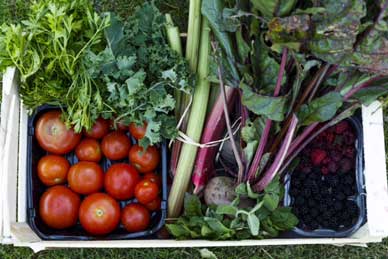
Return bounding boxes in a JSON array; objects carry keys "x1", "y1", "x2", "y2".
[{"x1": 289, "y1": 120, "x2": 360, "y2": 231}]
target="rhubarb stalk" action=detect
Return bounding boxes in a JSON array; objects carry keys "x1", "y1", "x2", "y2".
[
  {"x1": 192, "y1": 86, "x2": 237, "y2": 194},
  {"x1": 246, "y1": 48, "x2": 288, "y2": 182},
  {"x1": 168, "y1": 18, "x2": 211, "y2": 217}
]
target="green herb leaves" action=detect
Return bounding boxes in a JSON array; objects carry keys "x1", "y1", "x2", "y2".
[
  {"x1": 0, "y1": 0, "x2": 109, "y2": 131},
  {"x1": 166, "y1": 177, "x2": 298, "y2": 240}
]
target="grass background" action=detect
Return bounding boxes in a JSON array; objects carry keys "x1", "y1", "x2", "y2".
[{"x1": 1, "y1": 0, "x2": 388, "y2": 258}]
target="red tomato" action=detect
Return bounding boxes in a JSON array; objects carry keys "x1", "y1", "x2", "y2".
[
  {"x1": 75, "y1": 138, "x2": 102, "y2": 162},
  {"x1": 35, "y1": 110, "x2": 81, "y2": 154},
  {"x1": 129, "y1": 122, "x2": 147, "y2": 140},
  {"x1": 68, "y1": 162, "x2": 104, "y2": 195},
  {"x1": 134, "y1": 179, "x2": 159, "y2": 204},
  {"x1": 145, "y1": 196, "x2": 161, "y2": 211},
  {"x1": 121, "y1": 203, "x2": 150, "y2": 233},
  {"x1": 104, "y1": 164, "x2": 140, "y2": 200},
  {"x1": 37, "y1": 155, "x2": 70, "y2": 186},
  {"x1": 129, "y1": 145, "x2": 160, "y2": 173},
  {"x1": 84, "y1": 118, "x2": 110, "y2": 139},
  {"x1": 101, "y1": 132, "x2": 131, "y2": 160},
  {"x1": 39, "y1": 186, "x2": 80, "y2": 229},
  {"x1": 143, "y1": 172, "x2": 162, "y2": 187},
  {"x1": 79, "y1": 193, "x2": 121, "y2": 235}
]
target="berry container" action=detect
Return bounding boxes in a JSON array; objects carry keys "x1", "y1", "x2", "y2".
[
  {"x1": 26, "y1": 105, "x2": 168, "y2": 240},
  {"x1": 284, "y1": 116, "x2": 366, "y2": 238}
]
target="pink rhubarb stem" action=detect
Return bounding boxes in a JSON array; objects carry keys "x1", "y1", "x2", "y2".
[
  {"x1": 246, "y1": 48, "x2": 288, "y2": 181},
  {"x1": 192, "y1": 87, "x2": 238, "y2": 194},
  {"x1": 255, "y1": 114, "x2": 299, "y2": 192}
]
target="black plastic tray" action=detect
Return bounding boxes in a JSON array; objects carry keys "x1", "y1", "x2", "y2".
[
  {"x1": 26, "y1": 106, "x2": 168, "y2": 240},
  {"x1": 283, "y1": 116, "x2": 366, "y2": 238}
]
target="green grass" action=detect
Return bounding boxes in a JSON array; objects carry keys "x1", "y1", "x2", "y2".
[{"x1": 1, "y1": 1, "x2": 388, "y2": 258}]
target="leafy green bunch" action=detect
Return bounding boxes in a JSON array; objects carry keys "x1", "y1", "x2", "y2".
[
  {"x1": 90, "y1": 2, "x2": 193, "y2": 147},
  {"x1": 0, "y1": 0, "x2": 110, "y2": 131},
  {"x1": 167, "y1": 178, "x2": 298, "y2": 240}
]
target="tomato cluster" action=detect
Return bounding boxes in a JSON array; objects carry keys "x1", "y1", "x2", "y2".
[{"x1": 35, "y1": 111, "x2": 161, "y2": 236}]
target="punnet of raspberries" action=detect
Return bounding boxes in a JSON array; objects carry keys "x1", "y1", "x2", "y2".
[{"x1": 289, "y1": 120, "x2": 360, "y2": 231}]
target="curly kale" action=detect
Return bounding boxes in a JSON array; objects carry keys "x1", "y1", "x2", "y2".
[{"x1": 92, "y1": 2, "x2": 193, "y2": 147}]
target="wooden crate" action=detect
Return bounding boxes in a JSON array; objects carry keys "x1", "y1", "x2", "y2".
[{"x1": 1, "y1": 68, "x2": 388, "y2": 252}]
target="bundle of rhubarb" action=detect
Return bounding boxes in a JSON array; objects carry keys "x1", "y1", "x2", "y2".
[{"x1": 167, "y1": 0, "x2": 388, "y2": 239}]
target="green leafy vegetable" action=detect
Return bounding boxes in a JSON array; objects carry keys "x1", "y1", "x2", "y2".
[
  {"x1": 241, "y1": 83, "x2": 287, "y2": 121},
  {"x1": 167, "y1": 178, "x2": 298, "y2": 240},
  {"x1": 0, "y1": 0, "x2": 109, "y2": 131},
  {"x1": 298, "y1": 92, "x2": 343, "y2": 126}
]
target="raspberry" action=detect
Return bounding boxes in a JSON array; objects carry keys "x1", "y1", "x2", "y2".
[
  {"x1": 301, "y1": 165, "x2": 313, "y2": 173},
  {"x1": 340, "y1": 158, "x2": 353, "y2": 173},
  {"x1": 335, "y1": 121, "x2": 350, "y2": 134},
  {"x1": 343, "y1": 132, "x2": 355, "y2": 145},
  {"x1": 345, "y1": 147, "x2": 355, "y2": 159},
  {"x1": 331, "y1": 150, "x2": 342, "y2": 162},
  {"x1": 328, "y1": 162, "x2": 338, "y2": 173},
  {"x1": 321, "y1": 167, "x2": 330, "y2": 175},
  {"x1": 326, "y1": 132, "x2": 335, "y2": 143},
  {"x1": 311, "y1": 149, "x2": 327, "y2": 166}
]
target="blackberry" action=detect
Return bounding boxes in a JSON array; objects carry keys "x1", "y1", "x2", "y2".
[
  {"x1": 308, "y1": 199, "x2": 317, "y2": 208},
  {"x1": 313, "y1": 193, "x2": 323, "y2": 201},
  {"x1": 310, "y1": 221, "x2": 320, "y2": 230},
  {"x1": 343, "y1": 186, "x2": 354, "y2": 196},
  {"x1": 290, "y1": 188, "x2": 299, "y2": 197},
  {"x1": 292, "y1": 178, "x2": 302, "y2": 188},
  {"x1": 328, "y1": 218, "x2": 339, "y2": 230},
  {"x1": 300, "y1": 206, "x2": 309, "y2": 216},
  {"x1": 345, "y1": 201, "x2": 359, "y2": 217},
  {"x1": 327, "y1": 175, "x2": 340, "y2": 187},
  {"x1": 335, "y1": 192, "x2": 346, "y2": 200},
  {"x1": 310, "y1": 208, "x2": 319, "y2": 217},
  {"x1": 321, "y1": 219, "x2": 331, "y2": 228},
  {"x1": 344, "y1": 175, "x2": 354, "y2": 186},
  {"x1": 303, "y1": 215, "x2": 313, "y2": 225},
  {"x1": 294, "y1": 196, "x2": 305, "y2": 206},
  {"x1": 303, "y1": 188, "x2": 312, "y2": 197},
  {"x1": 333, "y1": 201, "x2": 343, "y2": 211}
]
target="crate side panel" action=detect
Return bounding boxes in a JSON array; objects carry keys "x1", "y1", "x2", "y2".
[
  {"x1": 362, "y1": 102, "x2": 388, "y2": 237},
  {"x1": 0, "y1": 68, "x2": 19, "y2": 242}
]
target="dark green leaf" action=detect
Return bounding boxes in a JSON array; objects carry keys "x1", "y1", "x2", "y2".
[
  {"x1": 352, "y1": 86, "x2": 388, "y2": 105},
  {"x1": 270, "y1": 207, "x2": 299, "y2": 231},
  {"x1": 202, "y1": 0, "x2": 240, "y2": 81},
  {"x1": 241, "y1": 83, "x2": 288, "y2": 121},
  {"x1": 298, "y1": 92, "x2": 343, "y2": 126}
]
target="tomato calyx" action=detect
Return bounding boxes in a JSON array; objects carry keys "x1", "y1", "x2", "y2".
[{"x1": 95, "y1": 208, "x2": 105, "y2": 217}]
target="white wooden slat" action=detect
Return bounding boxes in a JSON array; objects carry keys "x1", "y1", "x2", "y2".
[
  {"x1": 2, "y1": 94, "x2": 20, "y2": 240},
  {"x1": 17, "y1": 104, "x2": 28, "y2": 222},
  {"x1": 0, "y1": 67, "x2": 18, "y2": 243},
  {"x1": 362, "y1": 102, "x2": 388, "y2": 236},
  {"x1": 12, "y1": 235, "x2": 383, "y2": 253}
]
